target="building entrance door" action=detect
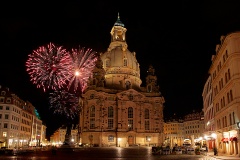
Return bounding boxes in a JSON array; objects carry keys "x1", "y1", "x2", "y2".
[{"x1": 128, "y1": 136, "x2": 134, "y2": 145}]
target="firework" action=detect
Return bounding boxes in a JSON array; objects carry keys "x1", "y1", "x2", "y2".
[
  {"x1": 26, "y1": 42, "x2": 73, "y2": 92},
  {"x1": 49, "y1": 90, "x2": 80, "y2": 119},
  {"x1": 67, "y1": 46, "x2": 98, "y2": 93}
]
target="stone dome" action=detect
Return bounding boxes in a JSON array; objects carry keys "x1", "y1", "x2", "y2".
[{"x1": 100, "y1": 14, "x2": 142, "y2": 90}]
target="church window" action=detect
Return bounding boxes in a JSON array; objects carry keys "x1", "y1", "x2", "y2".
[
  {"x1": 128, "y1": 119, "x2": 133, "y2": 130},
  {"x1": 90, "y1": 118, "x2": 95, "y2": 129},
  {"x1": 145, "y1": 120, "x2": 150, "y2": 130},
  {"x1": 126, "y1": 81, "x2": 131, "y2": 89},
  {"x1": 108, "y1": 106, "x2": 114, "y2": 128},
  {"x1": 145, "y1": 109, "x2": 149, "y2": 119},
  {"x1": 1, "y1": 91, "x2": 6, "y2": 96},
  {"x1": 108, "y1": 119, "x2": 113, "y2": 128},
  {"x1": 128, "y1": 94, "x2": 133, "y2": 101},
  {"x1": 123, "y1": 58, "x2": 127, "y2": 67},
  {"x1": 90, "y1": 106, "x2": 95, "y2": 117},
  {"x1": 108, "y1": 135, "x2": 114, "y2": 142},
  {"x1": 128, "y1": 107, "x2": 133, "y2": 130},
  {"x1": 106, "y1": 59, "x2": 110, "y2": 67},
  {"x1": 147, "y1": 85, "x2": 152, "y2": 92},
  {"x1": 108, "y1": 106, "x2": 114, "y2": 118},
  {"x1": 128, "y1": 107, "x2": 133, "y2": 118}
]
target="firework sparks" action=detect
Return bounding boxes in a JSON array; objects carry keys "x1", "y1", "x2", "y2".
[
  {"x1": 67, "y1": 46, "x2": 98, "y2": 93},
  {"x1": 49, "y1": 90, "x2": 80, "y2": 119},
  {"x1": 26, "y1": 42, "x2": 73, "y2": 92}
]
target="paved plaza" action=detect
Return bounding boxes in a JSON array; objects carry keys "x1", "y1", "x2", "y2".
[{"x1": 0, "y1": 147, "x2": 239, "y2": 160}]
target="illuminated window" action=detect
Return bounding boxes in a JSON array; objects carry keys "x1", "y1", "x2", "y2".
[
  {"x1": 3, "y1": 132, "x2": 7, "y2": 137},
  {"x1": 108, "y1": 135, "x2": 114, "y2": 142},
  {"x1": 146, "y1": 136, "x2": 151, "y2": 141},
  {"x1": 128, "y1": 120, "x2": 133, "y2": 130}
]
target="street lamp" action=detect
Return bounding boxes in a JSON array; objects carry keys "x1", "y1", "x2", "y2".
[
  {"x1": 118, "y1": 138, "x2": 121, "y2": 147},
  {"x1": 147, "y1": 137, "x2": 151, "y2": 147}
]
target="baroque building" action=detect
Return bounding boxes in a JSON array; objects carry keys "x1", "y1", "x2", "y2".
[{"x1": 79, "y1": 15, "x2": 165, "y2": 147}]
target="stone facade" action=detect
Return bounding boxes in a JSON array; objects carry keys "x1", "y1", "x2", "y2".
[{"x1": 206, "y1": 31, "x2": 240, "y2": 155}]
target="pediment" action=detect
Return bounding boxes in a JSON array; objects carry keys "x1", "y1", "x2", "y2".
[{"x1": 116, "y1": 89, "x2": 145, "y2": 101}]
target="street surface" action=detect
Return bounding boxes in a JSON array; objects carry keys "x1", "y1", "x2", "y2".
[{"x1": 0, "y1": 147, "x2": 239, "y2": 160}]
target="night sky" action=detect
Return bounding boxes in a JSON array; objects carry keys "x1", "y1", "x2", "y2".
[{"x1": 1, "y1": 1, "x2": 240, "y2": 139}]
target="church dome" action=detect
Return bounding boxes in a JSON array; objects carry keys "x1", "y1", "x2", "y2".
[{"x1": 100, "y1": 14, "x2": 142, "y2": 90}]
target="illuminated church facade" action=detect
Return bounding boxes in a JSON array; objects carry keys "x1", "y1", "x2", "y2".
[{"x1": 79, "y1": 15, "x2": 165, "y2": 147}]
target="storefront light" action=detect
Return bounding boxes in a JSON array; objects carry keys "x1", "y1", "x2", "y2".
[{"x1": 211, "y1": 133, "x2": 217, "y2": 139}]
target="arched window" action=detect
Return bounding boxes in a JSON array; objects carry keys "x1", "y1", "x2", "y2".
[{"x1": 123, "y1": 58, "x2": 127, "y2": 67}]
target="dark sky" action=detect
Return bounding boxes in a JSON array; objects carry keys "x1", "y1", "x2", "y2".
[{"x1": 1, "y1": 1, "x2": 240, "y2": 138}]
